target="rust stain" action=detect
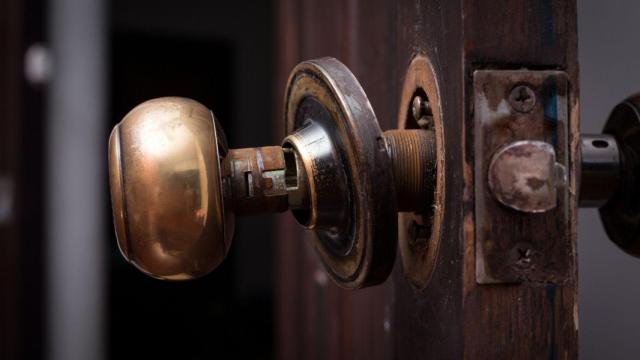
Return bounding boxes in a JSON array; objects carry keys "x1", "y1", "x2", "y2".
[
  {"x1": 462, "y1": 212, "x2": 476, "y2": 303},
  {"x1": 526, "y1": 177, "x2": 546, "y2": 190},
  {"x1": 463, "y1": 160, "x2": 473, "y2": 201},
  {"x1": 473, "y1": 70, "x2": 571, "y2": 285}
]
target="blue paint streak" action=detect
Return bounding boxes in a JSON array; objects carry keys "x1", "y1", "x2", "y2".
[{"x1": 544, "y1": 82, "x2": 558, "y2": 148}]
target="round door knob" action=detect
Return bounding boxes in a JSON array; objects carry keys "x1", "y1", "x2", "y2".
[
  {"x1": 109, "y1": 97, "x2": 233, "y2": 280},
  {"x1": 108, "y1": 58, "x2": 439, "y2": 288}
]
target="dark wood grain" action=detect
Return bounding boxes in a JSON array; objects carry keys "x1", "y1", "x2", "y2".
[
  {"x1": 276, "y1": 0, "x2": 578, "y2": 358},
  {"x1": 463, "y1": 1, "x2": 579, "y2": 359}
]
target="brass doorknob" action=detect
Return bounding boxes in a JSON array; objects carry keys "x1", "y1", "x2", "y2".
[{"x1": 108, "y1": 57, "x2": 436, "y2": 288}]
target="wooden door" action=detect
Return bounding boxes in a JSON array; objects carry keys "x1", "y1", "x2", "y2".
[{"x1": 275, "y1": 1, "x2": 578, "y2": 358}]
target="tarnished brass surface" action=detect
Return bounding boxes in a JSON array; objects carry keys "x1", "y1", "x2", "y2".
[
  {"x1": 107, "y1": 97, "x2": 310, "y2": 281},
  {"x1": 395, "y1": 55, "x2": 445, "y2": 290},
  {"x1": 383, "y1": 129, "x2": 436, "y2": 212},
  {"x1": 228, "y1": 146, "x2": 289, "y2": 216},
  {"x1": 109, "y1": 97, "x2": 232, "y2": 280},
  {"x1": 283, "y1": 117, "x2": 350, "y2": 232},
  {"x1": 473, "y1": 70, "x2": 571, "y2": 284}
]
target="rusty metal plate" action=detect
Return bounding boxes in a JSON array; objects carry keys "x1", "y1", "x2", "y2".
[
  {"x1": 284, "y1": 58, "x2": 397, "y2": 289},
  {"x1": 396, "y1": 55, "x2": 445, "y2": 290},
  {"x1": 474, "y1": 70, "x2": 571, "y2": 284}
]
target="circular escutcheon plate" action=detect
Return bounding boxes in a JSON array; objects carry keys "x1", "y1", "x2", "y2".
[
  {"x1": 284, "y1": 57, "x2": 397, "y2": 289},
  {"x1": 396, "y1": 55, "x2": 445, "y2": 290}
]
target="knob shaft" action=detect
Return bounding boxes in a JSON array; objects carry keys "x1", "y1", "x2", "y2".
[{"x1": 384, "y1": 129, "x2": 436, "y2": 212}]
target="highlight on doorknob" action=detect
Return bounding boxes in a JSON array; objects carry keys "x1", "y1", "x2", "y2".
[{"x1": 108, "y1": 57, "x2": 438, "y2": 289}]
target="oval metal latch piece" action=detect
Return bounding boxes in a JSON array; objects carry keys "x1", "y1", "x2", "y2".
[{"x1": 488, "y1": 140, "x2": 565, "y2": 213}]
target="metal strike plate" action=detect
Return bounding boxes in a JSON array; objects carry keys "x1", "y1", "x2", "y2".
[{"x1": 474, "y1": 70, "x2": 571, "y2": 284}]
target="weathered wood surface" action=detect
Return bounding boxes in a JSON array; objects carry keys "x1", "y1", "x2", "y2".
[{"x1": 275, "y1": 1, "x2": 578, "y2": 358}]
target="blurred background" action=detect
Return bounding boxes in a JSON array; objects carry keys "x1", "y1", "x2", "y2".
[
  {"x1": 1, "y1": 0, "x2": 640, "y2": 359},
  {"x1": 1, "y1": 0, "x2": 277, "y2": 359}
]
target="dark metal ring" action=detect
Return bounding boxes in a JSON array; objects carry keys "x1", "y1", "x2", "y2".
[{"x1": 284, "y1": 57, "x2": 397, "y2": 289}]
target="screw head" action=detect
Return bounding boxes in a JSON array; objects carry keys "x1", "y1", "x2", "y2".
[
  {"x1": 411, "y1": 96, "x2": 424, "y2": 121},
  {"x1": 411, "y1": 95, "x2": 433, "y2": 129},
  {"x1": 508, "y1": 85, "x2": 536, "y2": 113},
  {"x1": 411, "y1": 95, "x2": 432, "y2": 121},
  {"x1": 510, "y1": 242, "x2": 535, "y2": 269}
]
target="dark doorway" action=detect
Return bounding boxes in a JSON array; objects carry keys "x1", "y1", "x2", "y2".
[{"x1": 109, "y1": 1, "x2": 275, "y2": 358}]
